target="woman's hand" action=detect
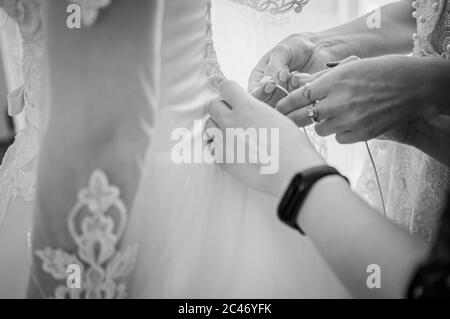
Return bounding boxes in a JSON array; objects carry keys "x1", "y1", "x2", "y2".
[
  {"x1": 206, "y1": 80, "x2": 325, "y2": 198},
  {"x1": 249, "y1": 33, "x2": 337, "y2": 107},
  {"x1": 277, "y1": 55, "x2": 436, "y2": 144}
]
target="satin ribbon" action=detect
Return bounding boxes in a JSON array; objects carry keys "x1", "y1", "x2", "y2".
[{"x1": 7, "y1": 85, "x2": 41, "y2": 130}]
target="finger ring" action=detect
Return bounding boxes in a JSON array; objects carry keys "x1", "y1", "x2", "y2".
[
  {"x1": 303, "y1": 83, "x2": 313, "y2": 102},
  {"x1": 307, "y1": 101, "x2": 320, "y2": 124}
]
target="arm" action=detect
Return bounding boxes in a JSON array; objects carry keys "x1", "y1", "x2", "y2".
[
  {"x1": 312, "y1": 0, "x2": 416, "y2": 60},
  {"x1": 209, "y1": 80, "x2": 430, "y2": 299},
  {"x1": 28, "y1": 0, "x2": 162, "y2": 298},
  {"x1": 298, "y1": 176, "x2": 429, "y2": 298}
]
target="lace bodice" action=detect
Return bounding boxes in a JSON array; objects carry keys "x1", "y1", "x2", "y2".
[
  {"x1": 357, "y1": 0, "x2": 450, "y2": 242},
  {"x1": 0, "y1": 0, "x2": 44, "y2": 225}
]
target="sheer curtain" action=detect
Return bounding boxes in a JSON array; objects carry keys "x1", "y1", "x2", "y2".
[{"x1": 211, "y1": 0, "x2": 397, "y2": 183}]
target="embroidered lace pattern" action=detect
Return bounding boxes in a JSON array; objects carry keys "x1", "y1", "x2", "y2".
[
  {"x1": 0, "y1": 0, "x2": 43, "y2": 226},
  {"x1": 35, "y1": 170, "x2": 138, "y2": 299}
]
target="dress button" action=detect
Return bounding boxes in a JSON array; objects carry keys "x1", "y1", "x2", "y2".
[
  {"x1": 412, "y1": 33, "x2": 418, "y2": 40},
  {"x1": 412, "y1": 11, "x2": 418, "y2": 18},
  {"x1": 446, "y1": 44, "x2": 450, "y2": 52},
  {"x1": 412, "y1": 1, "x2": 418, "y2": 9},
  {"x1": 419, "y1": 16, "x2": 426, "y2": 23}
]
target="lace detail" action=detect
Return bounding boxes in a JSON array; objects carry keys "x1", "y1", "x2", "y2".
[
  {"x1": 0, "y1": 0, "x2": 43, "y2": 227},
  {"x1": 356, "y1": 0, "x2": 450, "y2": 242},
  {"x1": 205, "y1": 0, "x2": 225, "y2": 89},
  {"x1": 36, "y1": 170, "x2": 138, "y2": 299},
  {"x1": 68, "y1": 0, "x2": 112, "y2": 28},
  {"x1": 230, "y1": 0, "x2": 308, "y2": 14}
]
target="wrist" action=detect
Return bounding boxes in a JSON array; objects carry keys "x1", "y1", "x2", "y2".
[
  {"x1": 427, "y1": 60, "x2": 450, "y2": 116},
  {"x1": 276, "y1": 151, "x2": 326, "y2": 199},
  {"x1": 296, "y1": 175, "x2": 349, "y2": 234}
]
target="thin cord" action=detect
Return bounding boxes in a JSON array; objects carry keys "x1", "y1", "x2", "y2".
[
  {"x1": 256, "y1": 83, "x2": 387, "y2": 217},
  {"x1": 365, "y1": 141, "x2": 387, "y2": 217}
]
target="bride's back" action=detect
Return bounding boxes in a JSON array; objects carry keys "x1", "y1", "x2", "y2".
[{"x1": 154, "y1": 0, "x2": 214, "y2": 151}]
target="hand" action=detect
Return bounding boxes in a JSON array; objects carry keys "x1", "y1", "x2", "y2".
[
  {"x1": 206, "y1": 80, "x2": 325, "y2": 198},
  {"x1": 249, "y1": 33, "x2": 336, "y2": 107},
  {"x1": 277, "y1": 55, "x2": 434, "y2": 144}
]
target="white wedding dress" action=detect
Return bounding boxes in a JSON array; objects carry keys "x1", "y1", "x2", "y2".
[
  {"x1": 0, "y1": 0, "x2": 348, "y2": 298},
  {"x1": 0, "y1": 0, "x2": 42, "y2": 298},
  {"x1": 124, "y1": 0, "x2": 347, "y2": 298}
]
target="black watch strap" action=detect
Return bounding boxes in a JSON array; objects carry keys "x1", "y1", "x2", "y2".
[{"x1": 278, "y1": 165, "x2": 349, "y2": 235}]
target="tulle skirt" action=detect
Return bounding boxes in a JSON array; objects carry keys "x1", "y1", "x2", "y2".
[{"x1": 125, "y1": 143, "x2": 350, "y2": 298}]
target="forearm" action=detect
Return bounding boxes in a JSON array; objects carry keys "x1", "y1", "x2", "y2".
[
  {"x1": 409, "y1": 115, "x2": 450, "y2": 166},
  {"x1": 405, "y1": 58, "x2": 450, "y2": 165},
  {"x1": 297, "y1": 176, "x2": 429, "y2": 298},
  {"x1": 308, "y1": 0, "x2": 416, "y2": 60}
]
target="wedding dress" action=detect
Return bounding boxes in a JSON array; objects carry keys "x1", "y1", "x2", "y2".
[
  {"x1": 0, "y1": 0, "x2": 43, "y2": 298},
  {"x1": 123, "y1": 0, "x2": 348, "y2": 298},
  {"x1": 356, "y1": 0, "x2": 450, "y2": 243},
  {"x1": 7, "y1": 0, "x2": 349, "y2": 299}
]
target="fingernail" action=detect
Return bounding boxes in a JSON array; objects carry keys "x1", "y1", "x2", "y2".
[
  {"x1": 291, "y1": 75, "x2": 301, "y2": 87},
  {"x1": 327, "y1": 61, "x2": 340, "y2": 68},
  {"x1": 265, "y1": 82, "x2": 276, "y2": 94},
  {"x1": 260, "y1": 75, "x2": 273, "y2": 85},
  {"x1": 276, "y1": 98, "x2": 286, "y2": 110},
  {"x1": 278, "y1": 68, "x2": 289, "y2": 82}
]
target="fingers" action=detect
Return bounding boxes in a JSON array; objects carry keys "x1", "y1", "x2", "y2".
[
  {"x1": 250, "y1": 67, "x2": 290, "y2": 107},
  {"x1": 276, "y1": 79, "x2": 328, "y2": 115},
  {"x1": 204, "y1": 117, "x2": 220, "y2": 142},
  {"x1": 219, "y1": 80, "x2": 250, "y2": 110},
  {"x1": 264, "y1": 44, "x2": 291, "y2": 79},
  {"x1": 286, "y1": 107, "x2": 312, "y2": 128},
  {"x1": 248, "y1": 61, "x2": 267, "y2": 92},
  {"x1": 285, "y1": 98, "x2": 337, "y2": 128},
  {"x1": 208, "y1": 98, "x2": 231, "y2": 128},
  {"x1": 250, "y1": 80, "x2": 277, "y2": 102},
  {"x1": 314, "y1": 116, "x2": 350, "y2": 137},
  {"x1": 335, "y1": 131, "x2": 360, "y2": 144},
  {"x1": 289, "y1": 69, "x2": 328, "y2": 91}
]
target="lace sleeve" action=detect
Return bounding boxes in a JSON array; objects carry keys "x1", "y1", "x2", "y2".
[{"x1": 229, "y1": 0, "x2": 309, "y2": 14}]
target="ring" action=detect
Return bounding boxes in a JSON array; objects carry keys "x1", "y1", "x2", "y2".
[
  {"x1": 307, "y1": 101, "x2": 320, "y2": 124},
  {"x1": 302, "y1": 83, "x2": 313, "y2": 102}
]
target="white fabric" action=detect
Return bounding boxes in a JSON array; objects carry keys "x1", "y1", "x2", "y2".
[
  {"x1": 0, "y1": 0, "x2": 43, "y2": 298},
  {"x1": 356, "y1": 0, "x2": 450, "y2": 242},
  {"x1": 123, "y1": 0, "x2": 348, "y2": 298}
]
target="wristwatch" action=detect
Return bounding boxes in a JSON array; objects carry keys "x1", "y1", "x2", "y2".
[{"x1": 278, "y1": 165, "x2": 349, "y2": 236}]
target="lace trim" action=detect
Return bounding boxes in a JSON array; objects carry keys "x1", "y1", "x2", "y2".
[
  {"x1": 230, "y1": 0, "x2": 309, "y2": 14},
  {"x1": 35, "y1": 170, "x2": 138, "y2": 299},
  {"x1": 205, "y1": 0, "x2": 225, "y2": 89},
  {"x1": 68, "y1": 0, "x2": 112, "y2": 28},
  {"x1": 0, "y1": 0, "x2": 43, "y2": 38}
]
